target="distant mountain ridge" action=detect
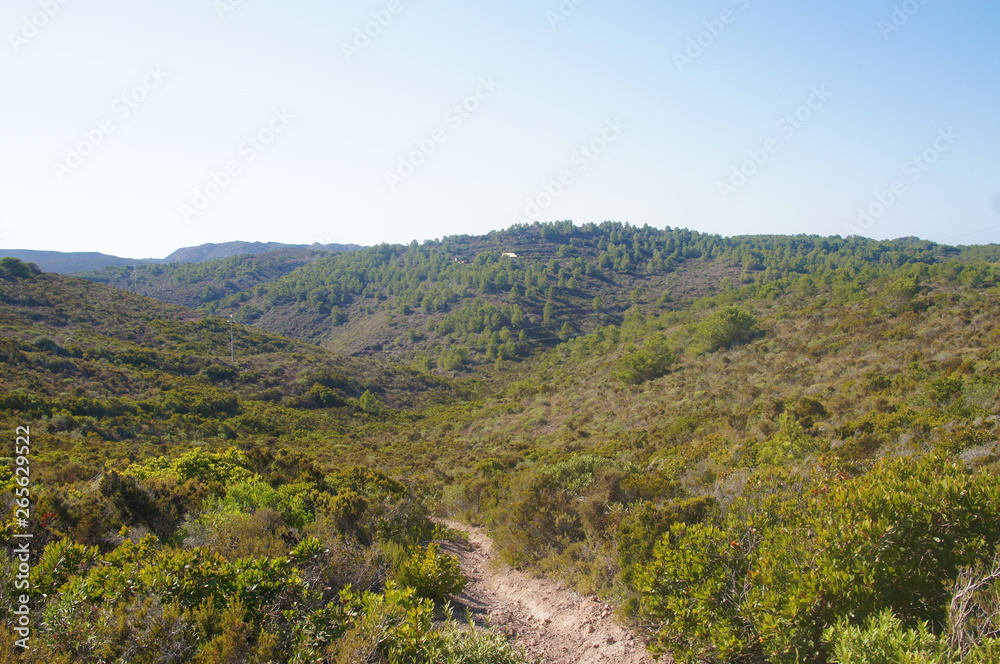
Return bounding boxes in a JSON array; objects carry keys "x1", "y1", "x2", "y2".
[
  {"x1": 0, "y1": 250, "x2": 155, "y2": 274},
  {"x1": 162, "y1": 241, "x2": 364, "y2": 263},
  {"x1": 0, "y1": 241, "x2": 365, "y2": 274}
]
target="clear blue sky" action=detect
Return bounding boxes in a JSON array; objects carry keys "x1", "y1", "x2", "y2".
[{"x1": 2, "y1": 0, "x2": 998, "y2": 257}]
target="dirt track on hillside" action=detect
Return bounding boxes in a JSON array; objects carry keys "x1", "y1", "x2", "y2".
[{"x1": 438, "y1": 520, "x2": 661, "y2": 664}]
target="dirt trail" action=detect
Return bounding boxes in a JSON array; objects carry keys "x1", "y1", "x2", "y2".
[{"x1": 438, "y1": 520, "x2": 660, "y2": 664}]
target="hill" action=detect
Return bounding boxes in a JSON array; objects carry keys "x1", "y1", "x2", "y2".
[
  {"x1": 80, "y1": 247, "x2": 338, "y2": 309},
  {"x1": 160, "y1": 222, "x2": 997, "y2": 370},
  {"x1": 0, "y1": 249, "x2": 159, "y2": 274},
  {"x1": 0, "y1": 256, "x2": 460, "y2": 470},
  {"x1": 162, "y1": 240, "x2": 364, "y2": 263},
  {"x1": 0, "y1": 240, "x2": 364, "y2": 274}
]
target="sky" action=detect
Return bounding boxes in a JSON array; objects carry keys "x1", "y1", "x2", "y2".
[{"x1": 1, "y1": 0, "x2": 998, "y2": 258}]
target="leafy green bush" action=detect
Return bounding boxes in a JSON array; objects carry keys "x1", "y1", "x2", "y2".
[
  {"x1": 823, "y1": 610, "x2": 944, "y2": 664},
  {"x1": 0, "y1": 256, "x2": 42, "y2": 279},
  {"x1": 439, "y1": 348, "x2": 469, "y2": 371},
  {"x1": 540, "y1": 454, "x2": 636, "y2": 496},
  {"x1": 298, "y1": 383, "x2": 347, "y2": 408},
  {"x1": 693, "y1": 306, "x2": 760, "y2": 353},
  {"x1": 185, "y1": 508, "x2": 293, "y2": 561},
  {"x1": 636, "y1": 455, "x2": 1000, "y2": 664},
  {"x1": 617, "y1": 496, "x2": 717, "y2": 584},
  {"x1": 333, "y1": 581, "x2": 443, "y2": 664},
  {"x1": 126, "y1": 449, "x2": 252, "y2": 487},
  {"x1": 756, "y1": 411, "x2": 818, "y2": 466},
  {"x1": 359, "y1": 390, "x2": 382, "y2": 413},
  {"x1": 36, "y1": 593, "x2": 196, "y2": 663},
  {"x1": 204, "y1": 476, "x2": 312, "y2": 529},
  {"x1": 392, "y1": 542, "x2": 467, "y2": 603},
  {"x1": 438, "y1": 618, "x2": 528, "y2": 664},
  {"x1": 615, "y1": 334, "x2": 675, "y2": 384}
]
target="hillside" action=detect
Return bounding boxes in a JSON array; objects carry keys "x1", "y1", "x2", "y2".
[
  {"x1": 0, "y1": 257, "x2": 461, "y2": 470},
  {"x1": 81, "y1": 247, "x2": 338, "y2": 310},
  {"x1": 0, "y1": 240, "x2": 363, "y2": 275},
  {"x1": 107, "y1": 223, "x2": 998, "y2": 373},
  {"x1": 3, "y1": 225, "x2": 1000, "y2": 663},
  {"x1": 0, "y1": 249, "x2": 159, "y2": 274},
  {"x1": 162, "y1": 240, "x2": 365, "y2": 263}
]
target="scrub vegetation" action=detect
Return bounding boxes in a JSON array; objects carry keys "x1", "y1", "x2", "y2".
[{"x1": 2, "y1": 221, "x2": 1000, "y2": 662}]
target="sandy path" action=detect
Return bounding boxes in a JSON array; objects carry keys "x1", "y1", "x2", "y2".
[{"x1": 437, "y1": 520, "x2": 661, "y2": 664}]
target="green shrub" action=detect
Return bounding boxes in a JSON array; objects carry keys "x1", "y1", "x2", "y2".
[
  {"x1": 615, "y1": 334, "x2": 675, "y2": 384},
  {"x1": 204, "y1": 476, "x2": 312, "y2": 529},
  {"x1": 201, "y1": 363, "x2": 237, "y2": 382},
  {"x1": 0, "y1": 256, "x2": 41, "y2": 279},
  {"x1": 439, "y1": 348, "x2": 469, "y2": 371},
  {"x1": 439, "y1": 618, "x2": 527, "y2": 664},
  {"x1": 392, "y1": 543, "x2": 467, "y2": 603},
  {"x1": 31, "y1": 538, "x2": 100, "y2": 598},
  {"x1": 300, "y1": 383, "x2": 347, "y2": 409},
  {"x1": 756, "y1": 412, "x2": 818, "y2": 466},
  {"x1": 186, "y1": 508, "x2": 292, "y2": 561},
  {"x1": 126, "y1": 449, "x2": 251, "y2": 487},
  {"x1": 617, "y1": 496, "x2": 717, "y2": 584},
  {"x1": 636, "y1": 455, "x2": 1000, "y2": 663},
  {"x1": 359, "y1": 390, "x2": 381, "y2": 413},
  {"x1": 693, "y1": 306, "x2": 760, "y2": 353},
  {"x1": 37, "y1": 593, "x2": 195, "y2": 663},
  {"x1": 823, "y1": 610, "x2": 944, "y2": 664},
  {"x1": 333, "y1": 582, "x2": 443, "y2": 664}
]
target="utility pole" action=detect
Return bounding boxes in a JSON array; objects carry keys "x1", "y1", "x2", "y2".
[{"x1": 229, "y1": 315, "x2": 234, "y2": 363}]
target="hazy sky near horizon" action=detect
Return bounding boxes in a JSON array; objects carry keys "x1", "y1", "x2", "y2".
[{"x1": 2, "y1": 0, "x2": 998, "y2": 258}]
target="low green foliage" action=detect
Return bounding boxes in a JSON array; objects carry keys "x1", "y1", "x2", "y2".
[
  {"x1": 438, "y1": 618, "x2": 529, "y2": 664},
  {"x1": 824, "y1": 610, "x2": 944, "y2": 664},
  {"x1": 359, "y1": 389, "x2": 382, "y2": 413},
  {"x1": 125, "y1": 449, "x2": 253, "y2": 486},
  {"x1": 615, "y1": 334, "x2": 675, "y2": 384},
  {"x1": 333, "y1": 581, "x2": 443, "y2": 664},
  {"x1": 823, "y1": 609, "x2": 1000, "y2": 664},
  {"x1": 1, "y1": 444, "x2": 523, "y2": 663},
  {"x1": 392, "y1": 542, "x2": 467, "y2": 603},
  {"x1": 692, "y1": 305, "x2": 760, "y2": 353},
  {"x1": 636, "y1": 455, "x2": 1000, "y2": 663},
  {"x1": 755, "y1": 411, "x2": 818, "y2": 466},
  {"x1": 617, "y1": 496, "x2": 717, "y2": 584}
]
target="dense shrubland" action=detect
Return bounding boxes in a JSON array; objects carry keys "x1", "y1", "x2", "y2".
[
  {"x1": 636, "y1": 456, "x2": 1000, "y2": 663},
  {"x1": 0, "y1": 447, "x2": 522, "y2": 663},
  {"x1": 4, "y1": 223, "x2": 1000, "y2": 662}
]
